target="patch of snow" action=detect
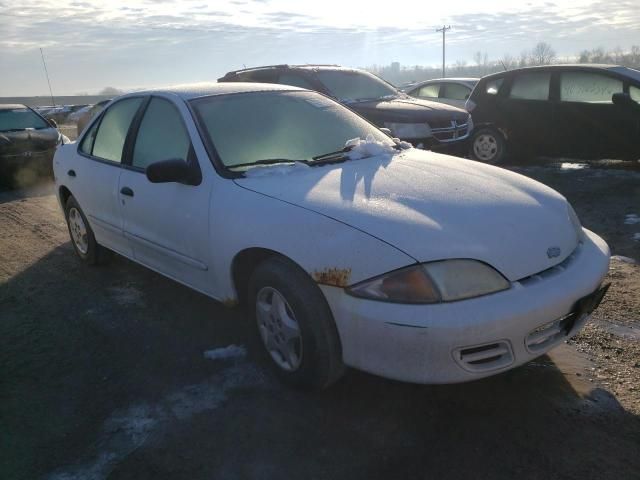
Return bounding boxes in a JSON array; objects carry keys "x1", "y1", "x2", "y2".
[
  {"x1": 46, "y1": 363, "x2": 266, "y2": 480},
  {"x1": 624, "y1": 214, "x2": 640, "y2": 225},
  {"x1": 559, "y1": 162, "x2": 588, "y2": 170},
  {"x1": 345, "y1": 134, "x2": 401, "y2": 160},
  {"x1": 203, "y1": 344, "x2": 246, "y2": 361},
  {"x1": 611, "y1": 255, "x2": 638, "y2": 264},
  {"x1": 243, "y1": 161, "x2": 310, "y2": 178}
]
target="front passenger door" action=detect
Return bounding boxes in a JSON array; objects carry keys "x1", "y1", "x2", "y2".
[{"x1": 118, "y1": 97, "x2": 213, "y2": 294}]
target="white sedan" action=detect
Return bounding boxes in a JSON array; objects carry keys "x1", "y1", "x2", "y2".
[{"x1": 53, "y1": 83, "x2": 610, "y2": 389}]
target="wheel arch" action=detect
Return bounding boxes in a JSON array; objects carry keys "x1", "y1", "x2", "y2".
[{"x1": 58, "y1": 185, "x2": 73, "y2": 209}]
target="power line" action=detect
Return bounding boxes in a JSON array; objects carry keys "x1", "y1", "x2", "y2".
[
  {"x1": 39, "y1": 48, "x2": 56, "y2": 106},
  {"x1": 436, "y1": 25, "x2": 451, "y2": 78}
]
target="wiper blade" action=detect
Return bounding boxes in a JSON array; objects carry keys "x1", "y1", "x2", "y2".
[
  {"x1": 228, "y1": 158, "x2": 310, "y2": 169},
  {"x1": 312, "y1": 146, "x2": 354, "y2": 163}
]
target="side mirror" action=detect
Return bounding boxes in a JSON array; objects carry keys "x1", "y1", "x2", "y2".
[
  {"x1": 612, "y1": 92, "x2": 635, "y2": 108},
  {"x1": 146, "y1": 159, "x2": 192, "y2": 184},
  {"x1": 48, "y1": 118, "x2": 58, "y2": 128}
]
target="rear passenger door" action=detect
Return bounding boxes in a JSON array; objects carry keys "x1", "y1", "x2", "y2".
[
  {"x1": 503, "y1": 72, "x2": 555, "y2": 157},
  {"x1": 69, "y1": 97, "x2": 145, "y2": 256},
  {"x1": 553, "y1": 70, "x2": 631, "y2": 159}
]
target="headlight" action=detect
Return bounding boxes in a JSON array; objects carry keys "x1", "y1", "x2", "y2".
[
  {"x1": 567, "y1": 203, "x2": 583, "y2": 239},
  {"x1": 384, "y1": 122, "x2": 431, "y2": 138},
  {"x1": 346, "y1": 260, "x2": 510, "y2": 304}
]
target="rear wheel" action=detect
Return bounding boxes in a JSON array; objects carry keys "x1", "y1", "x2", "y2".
[
  {"x1": 471, "y1": 127, "x2": 506, "y2": 164},
  {"x1": 64, "y1": 196, "x2": 109, "y2": 265},
  {"x1": 248, "y1": 257, "x2": 345, "y2": 390}
]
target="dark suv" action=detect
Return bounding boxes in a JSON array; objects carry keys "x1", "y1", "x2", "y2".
[
  {"x1": 219, "y1": 65, "x2": 472, "y2": 154},
  {"x1": 466, "y1": 64, "x2": 640, "y2": 163}
]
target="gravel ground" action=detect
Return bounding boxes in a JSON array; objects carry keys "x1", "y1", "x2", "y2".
[{"x1": 1, "y1": 158, "x2": 639, "y2": 480}]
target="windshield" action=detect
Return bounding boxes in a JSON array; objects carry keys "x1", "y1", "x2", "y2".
[
  {"x1": 315, "y1": 70, "x2": 398, "y2": 102},
  {"x1": 191, "y1": 91, "x2": 393, "y2": 169},
  {"x1": 0, "y1": 108, "x2": 50, "y2": 132}
]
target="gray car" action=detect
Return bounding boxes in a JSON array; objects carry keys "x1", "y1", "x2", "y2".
[{"x1": 404, "y1": 78, "x2": 479, "y2": 110}]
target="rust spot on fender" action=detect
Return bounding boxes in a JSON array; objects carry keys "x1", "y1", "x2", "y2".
[
  {"x1": 221, "y1": 297, "x2": 239, "y2": 308},
  {"x1": 312, "y1": 268, "x2": 352, "y2": 287}
]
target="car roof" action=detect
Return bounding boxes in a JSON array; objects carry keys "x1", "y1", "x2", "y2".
[
  {"x1": 120, "y1": 82, "x2": 304, "y2": 101},
  {"x1": 480, "y1": 64, "x2": 640, "y2": 81},
  {"x1": 221, "y1": 64, "x2": 367, "y2": 78},
  {"x1": 0, "y1": 104, "x2": 29, "y2": 110}
]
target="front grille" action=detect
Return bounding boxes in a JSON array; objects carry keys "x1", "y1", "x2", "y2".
[
  {"x1": 517, "y1": 242, "x2": 582, "y2": 287},
  {"x1": 453, "y1": 341, "x2": 514, "y2": 372},
  {"x1": 431, "y1": 122, "x2": 470, "y2": 143}
]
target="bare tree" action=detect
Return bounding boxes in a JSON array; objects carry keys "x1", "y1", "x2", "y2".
[{"x1": 529, "y1": 42, "x2": 556, "y2": 65}]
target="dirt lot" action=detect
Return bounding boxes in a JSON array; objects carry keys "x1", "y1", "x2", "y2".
[{"x1": 1, "y1": 159, "x2": 639, "y2": 480}]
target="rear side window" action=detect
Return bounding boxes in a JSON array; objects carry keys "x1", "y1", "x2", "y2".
[
  {"x1": 441, "y1": 83, "x2": 471, "y2": 100},
  {"x1": 509, "y1": 73, "x2": 551, "y2": 101},
  {"x1": 278, "y1": 73, "x2": 314, "y2": 90},
  {"x1": 416, "y1": 84, "x2": 440, "y2": 98},
  {"x1": 132, "y1": 98, "x2": 191, "y2": 170},
  {"x1": 238, "y1": 70, "x2": 278, "y2": 83},
  {"x1": 92, "y1": 98, "x2": 144, "y2": 163},
  {"x1": 79, "y1": 120, "x2": 99, "y2": 155},
  {"x1": 560, "y1": 72, "x2": 623, "y2": 103},
  {"x1": 485, "y1": 78, "x2": 504, "y2": 95}
]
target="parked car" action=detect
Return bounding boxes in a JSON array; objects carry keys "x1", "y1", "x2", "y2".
[
  {"x1": 403, "y1": 78, "x2": 479, "y2": 109},
  {"x1": 54, "y1": 83, "x2": 610, "y2": 389},
  {"x1": 0, "y1": 104, "x2": 67, "y2": 183},
  {"x1": 466, "y1": 64, "x2": 640, "y2": 163},
  {"x1": 76, "y1": 99, "x2": 111, "y2": 136},
  {"x1": 218, "y1": 65, "x2": 472, "y2": 154}
]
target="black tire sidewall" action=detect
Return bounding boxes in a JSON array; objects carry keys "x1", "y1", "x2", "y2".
[
  {"x1": 471, "y1": 127, "x2": 506, "y2": 164},
  {"x1": 248, "y1": 257, "x2": 344, "y2": 390}
]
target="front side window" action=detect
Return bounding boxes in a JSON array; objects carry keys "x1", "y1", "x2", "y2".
[
  {"x1": 191, "y1": 91, "x2": 392, "y2": 169},
  {"x1": 509, "y1": 73, "x2": 551, "y2": 101},
  {"x1": 315, "y1": 70, "x2": 398, "y2": 102},
  {"x1": 0, "y1": 108, "x2": 49, "y2": 132},
  {"x1": 132, "y1": 98, "x2": 191, "y2": 170},
  {"x1": 630, "y1": 85, "x2": 640, "y2": 103},
  {"x1": 441, "y1": 83, "x2": 471, "y2": 100},
  {"x1": 560, "y1": 72, "x2": 623, "y2": 103},
  {"x1": 416, "y1": 84, "x2": 440, "y2": 98},
  {"x1": 92, "y1": 97, "x2": 144, "y2": 163}
]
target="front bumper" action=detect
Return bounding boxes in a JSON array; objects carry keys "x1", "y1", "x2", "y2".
[
  {"x1": 320, "y1": 229, "x2": 610, "y2": 384},
  {"x1": 0, "y1": 149, "x2": 55, "y2": 178}
]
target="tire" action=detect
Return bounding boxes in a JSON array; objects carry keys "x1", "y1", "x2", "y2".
[
  {"x1": 470, "y1": 127, "x2": 507, "y2": 164},
  {"x1": 64, "y1": 196, "x2": 109, "y2": 265},
  {"x1": 248, "y1": 256, "x2": 345, "y2": 390}
]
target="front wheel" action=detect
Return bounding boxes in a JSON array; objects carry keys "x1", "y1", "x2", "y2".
[
  {"x1": 248, "y1": 257, "x2": 345, "y2": 390},
  {"x1": 64, "y1": 196, "x2": 109, "y2": 265},
  {"x1": 470, "y1": 127, "x2": 507, "y2": 164}
]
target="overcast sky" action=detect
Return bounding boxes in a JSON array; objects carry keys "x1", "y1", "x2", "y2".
[{"x1": 1, "y1": 0, "x2": 638, "y2": 96}]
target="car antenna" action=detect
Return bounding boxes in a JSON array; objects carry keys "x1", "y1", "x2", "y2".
[
  {"x1": 40, "y1": 48, "x2": 56, "y2": 107},
  {"x1": 500, "y1": 60, "x2": 508, "y2": 72}
]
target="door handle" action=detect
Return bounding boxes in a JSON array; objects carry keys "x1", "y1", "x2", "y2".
[
  {"x1": 120, "y1": 187, "x2": 134, "y2": 197},
  {"x1": 67, "y1": 169, "x2": 76, "y2": 177}
]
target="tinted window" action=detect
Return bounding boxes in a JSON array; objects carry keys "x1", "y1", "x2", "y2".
[
  {"x1": 441, "y1": 83, "x2": 471, "y2": 100},
  {"x1": 192, "y1": 91, "x2": 391, "y2": 168},
  {"x1": 238, "y1": 70, "x2": 278, "y2": 83},
  {"x1": 485, "y1": 78, "x2": 504, "y2": 95},
  {"x1": 416, "y1": 84, "x2": 440, "y2": 98},
  {"x1": 315, "y1": 70, "x2": 397, "y2": 102},
  {"x1": 278, "y1": 73, "x2": 314, "y2": 90},
  {"x1": 560, "y1": 72, "x2": 623, "y2": 103},
  {"x1": 132, "y1": 98, "x2": 191, "y2": 170},
  {"x1": 0, "y1": 108, "x2": 49, "y2": 131},
  {"x1": 92, "y1": 98, "x2": 143, "y2": 163},
  {"x1": 631, "y1": 85, "x2": 640, "y2": 103},
  {"x1": 509, "y1": 73, "x2": 550, "y2": 101}
]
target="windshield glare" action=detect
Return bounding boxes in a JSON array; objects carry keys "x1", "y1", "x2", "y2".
[
  {"x1": 0, "y1": 108, "x2": 50, "y2": 132},
  {"x1": 192, "y1": 91, "x2": 393, "y2": 169},
  {"x1": 315, "y1": 70, "x2": 398, "y2": 102}
]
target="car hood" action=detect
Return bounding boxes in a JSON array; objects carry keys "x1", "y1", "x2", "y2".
[
  {"x1": 0, "y1": 128, "x2": 59, "y2": 156},
  {"x1": 348, "y1": 96, "x2": 469, "y2": 126},
  {"x1": 234, "y1": 150, "x2": 580, "y2": 282}
]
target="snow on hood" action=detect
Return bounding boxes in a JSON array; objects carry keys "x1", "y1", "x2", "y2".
[{"x1": 235, "y1": 149, "x2": 580, "y2": 281}]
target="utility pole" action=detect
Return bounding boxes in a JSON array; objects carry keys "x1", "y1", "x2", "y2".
[
  {"x1": 39, "y1": 48, "x2": 56, "y2": 107},
  {"x1": 436, "y1": 25, "x2": 451, "y2": 78}
]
